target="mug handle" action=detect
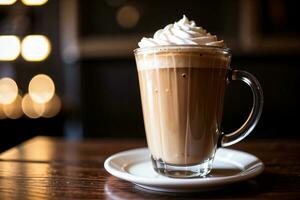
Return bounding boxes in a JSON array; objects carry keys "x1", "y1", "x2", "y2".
[{"x1": 218, "y1": 69, "x2": 263, "y2": 147}]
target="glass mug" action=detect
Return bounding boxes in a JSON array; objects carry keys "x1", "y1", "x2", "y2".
[{"x1": 134, "y1": 45, "x2": 263, "y2": 178}]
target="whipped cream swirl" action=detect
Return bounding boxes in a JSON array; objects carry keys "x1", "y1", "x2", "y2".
[{"x1": 138, "y1": 15, "x2": 224, "y2": 48}]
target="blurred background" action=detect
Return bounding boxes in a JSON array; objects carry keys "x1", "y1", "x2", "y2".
[{"x1": 0, "y1": 0, "x2": 299, "y2": 152}]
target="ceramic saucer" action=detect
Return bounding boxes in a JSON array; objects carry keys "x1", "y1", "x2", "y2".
[{"x1": 104, "y1": 148, "x2": 264, "y2": 192}]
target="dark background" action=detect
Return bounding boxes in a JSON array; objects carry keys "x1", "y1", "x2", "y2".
[{"x1": 0, "y1": 0, "x2": 299, "y2": 152}]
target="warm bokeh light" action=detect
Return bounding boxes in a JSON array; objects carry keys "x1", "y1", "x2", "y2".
[
  {"x1": 21, "y1": 0, "x2": 48, "y2": 6},
  {"x1": 42, "y1": 94, "x2": 61, "y2": 118},
  {"x1": 21, "y1": 35, "x2": 51, "y2": 61},
  {"x1": 0, "y1": 104, "x2": 7, "y2": 119},
  {"x1": 116, "y1": 5, "x2": 140, "y2": 28},
  {"x1": 0, "y1": 77, "x2": 18, "y2": 105},
  {"x1": 3, "y1": 94, "x2": 23, "y2": 119},
  {"x1": 32, "y1": 101, "x2": 45, "y2": 117},
  {"x1": 0, "y1": 35, "x2": 21, "y2": 61},
  {"x1": 0, "y1": 0, "x2": 17, "y2": 5},
  {"x1": 28, "y1": 74, "x2": 55, "y2": 104},
  {"x1": 22, "y1": 93, "x2": 45, "y2": 118}
]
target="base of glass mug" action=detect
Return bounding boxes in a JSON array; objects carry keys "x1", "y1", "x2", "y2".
[{"x1": 151, "y1": 156, "x2": 213, "y2": 178}]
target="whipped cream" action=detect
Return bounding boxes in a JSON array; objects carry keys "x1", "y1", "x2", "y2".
[{"x1": 138, "y1": 15, "x2": 224, "y2": 48}]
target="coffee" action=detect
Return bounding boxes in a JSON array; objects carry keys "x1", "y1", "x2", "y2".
[
  {"x1": 136, "y1": 48, "x2": 230, "y2": 165},
  {"x1": 135, "y1": 15, "x2": 263, "y2": 178}
]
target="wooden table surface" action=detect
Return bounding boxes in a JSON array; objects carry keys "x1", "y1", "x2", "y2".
[{"x1": 0, "y1": 136, "x2": 299, "y2": 199}]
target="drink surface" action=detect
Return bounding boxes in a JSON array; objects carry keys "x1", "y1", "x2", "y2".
[
  {"x1": 135, "y1": 47, "x2": 229, "y2": 70},
  {"x1": 136, "y1": 51, "x2": 230, "y2": 165}
]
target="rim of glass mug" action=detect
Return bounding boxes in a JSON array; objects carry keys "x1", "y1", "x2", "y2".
[{"x1": 133, "y1": 45, "x2": 232, "y2": 56}]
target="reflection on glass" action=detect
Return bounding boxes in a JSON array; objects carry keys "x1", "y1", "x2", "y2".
[
  {"x1": 21, "y1": 35, "x2": 51, "y2": 61},
  {"x1": 0, "y1": 77, "x2": 18, "y2": 105},
  {"x1": 3, "y1": 94, "x2": 23, "y2": 119},
  {"x1": 22, "y1": 93, "x2": 45, "y2": 118},
  {"x1": 0, "y1": 36, "x2": 20, "y2": 61},
  {"x1": 21, "y1": 0, "x2": 48, "y2": 6},
  {"x1": 28, "y1": 74, "x2": 55, "y2": 104}
]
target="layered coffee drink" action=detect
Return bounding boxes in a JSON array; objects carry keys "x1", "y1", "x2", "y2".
[
  {"x1": 136, "y1": 48, "x2": 230, "y2": 166},
  {"x1": 135, "y1": 15, "x2": 263, "y2": 178}
]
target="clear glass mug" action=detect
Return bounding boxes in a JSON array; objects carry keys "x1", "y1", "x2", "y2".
[{"x1": 134, "y1": 45, "x2": 263, "y2": 178}]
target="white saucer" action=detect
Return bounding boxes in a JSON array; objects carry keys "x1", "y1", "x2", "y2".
[{"x1": 104, "y1": 148, "x2": 264, "y2": 192}]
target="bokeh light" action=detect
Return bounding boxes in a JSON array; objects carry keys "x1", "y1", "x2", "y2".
[
  {"x1": 3, "y1": 94, "x2": 23, "y2": 119},
  {"x1": 21, "y1": 0, "x2": 48, "y2": 6},
  {"x1": 0, "y1": 104, "x2": 7, "y2": 119},
  {"x1": 21, "y1": 35, "x2": 51, "y2": 61},
  {"x1": 22, "y1": 94, "x2": 45, "y2": 119},
  {"x1": 0, "y1": 0, "x2": 17, "y2": 5},
  {"x1": 0, "y1": 77, "x2": 18, "y2": 105},
  {"x1": 0, "y1": 35, "x2": 21, "y2": 61},
  {"x1": 116, "y1": 5, "x2": 140, "y2": 28},
  {"x1": 42, "y1": 94, "x2": 61, "y2": 118},
  {"x1": 28, "y1": 74, "x2": 55, "y2": 104}
]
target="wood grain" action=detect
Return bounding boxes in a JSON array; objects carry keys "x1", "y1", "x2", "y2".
[
  {"x1": 0, "y1": 136, "x2": 299, "y2": 199},
  {"x1": 0, "y1": 136, "x2": 147, "y2": 163}
]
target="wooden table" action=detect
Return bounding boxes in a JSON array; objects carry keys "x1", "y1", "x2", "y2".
[{"x1": 0, "y1": 136, "x2": 299, "y2": 199}]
